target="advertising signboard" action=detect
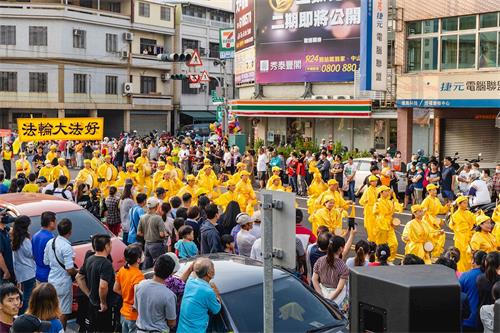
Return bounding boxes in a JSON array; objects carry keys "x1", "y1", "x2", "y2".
[
  {"x1": 235, "y1": 0, "x2": 254, "y2": 51},
  {"x1": 235, "y1": 46, "x2": 256, "y2": 85},
  {"x1": 255, "y1": 0, "x2": 361, "y2": 84},
  {"x1": 219, "y1": 28, "x2": 235, "y2": 59}
]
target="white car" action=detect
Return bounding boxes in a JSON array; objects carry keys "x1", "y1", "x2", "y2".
[{"x1": 350, "y1": 158, "x2": 407, "y2": 194}]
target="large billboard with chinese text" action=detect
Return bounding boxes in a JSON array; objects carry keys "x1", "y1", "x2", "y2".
[
  {"x1": 17, "y1": 118, "x2": 104, "y2": 142},
  {"x1": 255, "y1": 0, "x2": 361, "y2": 84},
  {"x1": 236, "y1": 0, "x2": 254, "y2": 51}
]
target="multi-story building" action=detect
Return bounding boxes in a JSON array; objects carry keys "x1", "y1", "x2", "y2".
[
  {"x1": 172, "y1": 1, "x2": 234, "y2": 130},
  {"x1": 395, "y1": 0, "x2": 500, "y2": 163},
  {"x1": 0, "y1": 0, "x2": 175, "y2": 137}
]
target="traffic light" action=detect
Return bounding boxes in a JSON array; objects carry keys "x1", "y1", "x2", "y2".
[
  {"x1": 156, "y1": 52, "x2": 193, "y2": 63},
  {"x1": 170, "y1": 74, "x2": 187, "y2": 80}
]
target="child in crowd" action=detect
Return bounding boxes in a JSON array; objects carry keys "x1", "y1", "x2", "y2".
[
  {"x1": 174, "y1": 225, "x2": 198, "y2": 259},
  {"x1": 221, "y1": 234, "x2": 235, "y2": 254}
]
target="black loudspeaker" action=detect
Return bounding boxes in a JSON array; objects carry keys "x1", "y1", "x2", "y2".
[{"x1": 350, "y1": 265, "x2": 461, "y2": 333}]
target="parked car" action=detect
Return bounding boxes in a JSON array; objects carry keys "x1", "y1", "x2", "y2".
[
  {"x1": 351, "y1": 158, "x2": 407, "y2": 195},
  {"x1": 177, "y1": 123, "x2": 212, "y2": 141},
  {"x1": 145, "y1": 253, "x2": 348, "y2": 333}
]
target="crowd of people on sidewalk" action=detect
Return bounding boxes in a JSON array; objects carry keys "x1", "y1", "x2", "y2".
[{"x1": 0, "y1": 132, "x2": 498, "y2": 332}]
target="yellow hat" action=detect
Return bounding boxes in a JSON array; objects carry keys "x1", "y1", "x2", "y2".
[
  {"x1": 327, "y1": 179, "x2": 338, "y2": 186},
  {"x1": 368, "y1": 175, "x2": 379, "y2": 182},
  {"x1": 93, "y1": 150, "x2": 100, "y2": 155},
  {"x1": 269, "y1": 175, "x2": 281, "y2": 183},
  {"x1": 476, "y1": 214, "x2": 490, "y2": 225},
  {"x1": 19, "y1": 152, "x2": 25, "y2": 156},
  {"x1": 321, "y1": 194, "x2": 335, "y2": 205},
  {"x1": 126, "y1": 162, "x2": 134, "y2": 168},
  {"x1": 166, "y1": 156, "x2": 172, "y2": 161},
  {"x1": 240, "y1": 170, "x2": 250, "y2": 176},
  {"x1": 50, "y1": 144, "x2": 57, "y2": 150},
  {"x1": 157, "y1": 161, "x2": 166, "y2": 167},
  {"x1": 84, "y1": 159, "x2": 91, "y2": 165},
  {"x1": 411, "y1": 204, "x2": 425, "y2": 214},
  {"x1": 186, "y1": 174, "x2": 196, "y2": 181},
  {"x1": 237, "y1": 162, "x2": 246, "y2": 169},
  {"x1": 377, "y1": 185, "x2": 391, "y2": 195},
  {"x1": 203, "y1": 158, "x2": 211, "y2": 165},
  {"x1": 196, "y1": 188, "x2": 207, "y2": 197},
  {"x1": 455, "y1": 195, "x2": 468, "y2": 205},
  {"x1": 44, "y1": 159, "x2": 51, "y2": 165},
  {"x1": 227, "y1": 178, "x2": 237, "y2": 186},
  {"x1": 272, "y1": 166, "x2": 281, "y2": 172},
  {"x1": 57, "y1": 157, "x2": 65, "y2": 162},
  {"x1": 426, "y1": 184, "x2": 439, "y2": 191},
  {"x1": 104, "y1": 155, "x2": 111, "y2": 160},
  {"x1": 142, "y1": 148, "x2": 148, "y2": 153}
]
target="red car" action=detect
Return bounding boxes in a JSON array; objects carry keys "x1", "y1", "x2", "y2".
[{"x1": 0, "y1": 193, "x2": 126, "y2": 270}]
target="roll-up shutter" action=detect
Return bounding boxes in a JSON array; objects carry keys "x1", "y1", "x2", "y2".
[
  {"x1": 130, "y1": 112, "x2": 169, "y2": 136},
  {"x1": 442, "y1": 119, "x2": 499, "y2": 163}
]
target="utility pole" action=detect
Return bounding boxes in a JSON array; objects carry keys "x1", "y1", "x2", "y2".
[
  {"x1": 215, "y1": 58, "x2": 229, "y2": 137},
  {"x1": 262, "y1": 193, "x2": 274, "y2": 333}
]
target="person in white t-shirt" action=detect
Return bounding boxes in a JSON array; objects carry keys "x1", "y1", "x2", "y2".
[
  {"x1": 256, "y1": 147, "x2": 269, "y2": 189},
  {"x1": 468, "y1": 171, "x2": 491, "y2": 207},
  {"x1": 457, "y1": 163, "x2": 472, "y2": 194},
  {"x1": 235, "y1": 213, "x2": 256, "y2": 257}
]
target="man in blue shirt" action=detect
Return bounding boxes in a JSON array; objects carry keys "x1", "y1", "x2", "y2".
[
  {"x1": 31, "y1": 211, "x2": 56, "y2": 283},
  {"x1": 459, "y1": 250, "x2": 487, "y2": 331},
  {"x1": 440, "y1": 157, "x2": 456, "y2": 203},
  {"x1": 127, "y1": 193, "x2": 147, "y2": 244},
  {"x1": 0, "y1": 173, "x2": 8, "y2": 194},
  {"x1": 177, "y1": 257, "x2": 221, "y2": 332}
]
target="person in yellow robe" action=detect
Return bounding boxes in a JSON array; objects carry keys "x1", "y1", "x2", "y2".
[
  {"x1": 309, "y1": 195, "x2": 343, "y2": 234},
  {"x1": 152, "y1": 161, "x2": 166, "y2": 191},
  {"x1": 38, "y1": 160, "x2": 54, "y2": 183},
  {"x1": 267, "y1": 174, "x2": 286, "y2": 191},
  {"x1": 134, "y1": 149, "x2": 153, "y2": 194},
  {"x1": 75, "y1": 159, "x2": 98, "y2": 189},
  {"x1": 231, "y1": 162, "x2": 249, "y2": 183},
  {"x1": 91, "y1": 150, "x2": 102, "y2": 171},
  {"x1": 97, "y1": 155, "x2": 118, "y2": 195},
  {"x1": 266, "y1": 167, "x2": 282, "y2": 188},
  {"x1": 213, "y1": 178, "x2": 242, "y2": 212},
  {"x1": 51, "y1": 158, "x2": 70, "y2": 181},
  {"x1": 46, "y1": 145, "x2": 58, "y2": 164},
  {"x1": 359, "y1": 175, "x2": 379, "y2": 242},
  {"x1": 448, "y1": 195, "x2": 476, "y2": 272},
  {"x1": 177, "y1": 175, "x2": 199, "y2": 204},
  {"x1": 421, "y1": 184, "x2": 450, "y2": 258},
  {"x1": 157, "y1": 171, "x2": 180, "y2": 202},
  {"x1": 235, "y1": 170, "x2": 257, "y2": 215},
  {"x1": 402, "y1": 204, "x2": 432, "y2": 264},
  {"x1": 307, "y1": 172, "x2": 327, "y2": 215},
  {"x1": 492, "y1": 202, "x2": 500, "y2": 245},
  {"x1": 470, "y1": 214, "x2": 498, "y2": 253},
  {"x1": 115, "y1": 162, "x2": 138, "y2": 189},
  {"x1": 165, "y1": 157, "x2": 183, "y2": 180},
  {"x1": 315, "y1": 179, "x2": 351, "y2": 212},
  {"x1": 15, "y1": 152, "x2": 31, "y2": 177},
  {"x1": 196, "y1": 162, "x2": 220, "y2": 199},
  {"x1": 373, "y1": 185, "x2": 403, "y2": 262}
]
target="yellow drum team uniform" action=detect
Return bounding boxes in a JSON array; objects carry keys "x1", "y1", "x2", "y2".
[
  {"x1": 310, "y1": 196, "x2": 342, "y2": 234},
  {"x1": 213, "y1": 179, "x2": 242, "y2": 212},
  {"x1": 91, "y1": 151, "x2": 103, "y2": 171},
  {"x1": 402, "y1": 205, "x2": 432, "y2": 264},
  {"x1": 421, "y1": 185, "x2": 449, "y2": 258},
  {"x1": 38, "y1": 161, "x2": 54, "y2": 183},
  {"x1": 152, "y1": 161, "x2": 166, "y2": 191},
  {"x1": 373, "y1": 186, "x2": 403, "y2": 262},
  {"x1": 51, "y1": 159, "x2": 70, "y2": 180},
  {"x1": 75, "y1": 160, "x2": 98, "y2": 188},
  {"x1": 15, "y1": 157, "x2": 31, "y2": 177},
  {"x1": 359, "y1": 177, "x2": 378, "y2": 242},
  {"x1": 135, "y1": 150, "x2": 153, "y2": 194},
  {"x1": 115, "y1": 163, "x2": 138, "y2": 188},
  {"x1": 448, "y1": 196, "x2": 476, "y2": 272},
  {"x1": 235, "y1": 171, "x2": 257, "y2": 215},
  {"x1": 307, "y1": 172, "x2": 327, "y2": 215},
  {"x1": 98, "y1": 158, "x2": 118, "y2": 195}
]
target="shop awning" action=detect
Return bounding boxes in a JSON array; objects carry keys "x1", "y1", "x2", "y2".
[
  {"x1": 181, "y1": 111, "x2": 216, "y2": 121},
  {"x1": 229, "y1": 99, "x2": 371, "y2": 118}
]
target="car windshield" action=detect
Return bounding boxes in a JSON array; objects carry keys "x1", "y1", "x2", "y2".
[
  {"x1": 221, "y1": 276, "x2": 343, "y2": 332},
  {"x1": 28, "y1": 209, "x2": 110, "y2": 245}
]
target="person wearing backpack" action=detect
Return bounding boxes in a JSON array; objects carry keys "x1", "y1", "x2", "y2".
[
  {"x1": 53, "y1": 176, "x2": 73, "y2": 201},
  {"x1": 127, "y1": 193, "x2": 147, "y2": 245}
]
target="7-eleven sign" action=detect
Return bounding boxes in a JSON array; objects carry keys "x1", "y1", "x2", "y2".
[{"x1": 219, "y1": 28, "x2": 235, "y2": 60}]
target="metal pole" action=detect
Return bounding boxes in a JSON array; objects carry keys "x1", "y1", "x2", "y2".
[
  {"x1": 262, "y1": 193, "x2": 273, "y2": 333},
  {"x1": 221, "y1": 62, "x2": 229, "y2": 138}
]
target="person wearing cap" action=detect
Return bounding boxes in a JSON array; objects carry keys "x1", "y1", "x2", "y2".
[
  {"x1": 309, "y1": 194, "x2": 342, "y2": 234},
  {"x1": 401, "y1": 204, "x2": 432, "y2": 264},
  {"x1": 315, "y1": 179, "x2": 351, "y2": 213},
  {"x1": 46, "y1": 144, "x2": 58, "y2": 165},
  {"x1": 449, "y1": 195, "x2": 476, "y2": 272},
  {"x1": 15, "y1": 152, "x2": 31, "y2": 177},
  {"x1": 75, "y1": 159, "x2": 98, "y2": 189},
  {"x1": 470, "y1": 214, "x2": 498, "y2": 253},
  {"x1": 235, "y1": 170, "x2": 257, "y2": 216},
  {"x1": 307, "y1": 171, "x2": 327, "y2": 215},
  {"x1": 152, "y1": 160, "x2": 166, "y2": 191},
  {"x1": 90, "y1": 150, "x2": 102, "y2": 171},
  {"x1": 115, "y1": 162, "x2": 138, "y2": 189},
  {"x1": 38, "y1": 160, "x2": 54, "y2": 183},
  {"x1": 359, "y1": 175, "x2": 379, "y2": 242},
  {"x1": 98, "y1": 155, "x2": 118, "y2": 195},
  {"x1": 196, "y1": 163, "x2": 220, "y2": 199},
  {"x1": 266, "y1": 166, "x2": 282, "y2": 188},
  {"x1": 165, "y1": 157, "x2": 183, "y2": 182},
  {"x1": 137, "y1": 197, "x2": 167, "y2": 269},
  {"x1": 51, "y1": 158, "x2": 70, "y2": 181},
  {"x1": 373, "y1": 185, "x2": 403, "y2": 262},
  {"x1": 235, "y1": 213, "x2": 256, "y2": 257},
  {"x1": 213, "y1": 178, "x2": 241, "y2": 212},
  {"x1": 267, "y1": 174, "x2": 286, "y2": 191},
  {"x1": 421, "y1": 183, "x2": 450, "y2": 257},
  {"x1": 135, "y1": 148, "x2": 153, "y2": 195},
  {"x1": 177, "y1": 174, "x2": 199, "y2": 205},
  {"x1": 230, "y1": 161, "x2": 248, "y2": 184}
]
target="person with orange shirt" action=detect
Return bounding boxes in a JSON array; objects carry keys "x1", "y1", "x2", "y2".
[{"x1": 380, "y1": 158, "x2": 392, "y2": 187}]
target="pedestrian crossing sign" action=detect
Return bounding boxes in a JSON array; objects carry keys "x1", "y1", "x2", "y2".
[{"x1": 187, "y1": 50, "x2": 203, "y2": 67}]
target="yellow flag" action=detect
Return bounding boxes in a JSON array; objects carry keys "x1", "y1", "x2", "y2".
[{"x1": 12, "y1": 137, "x2": 21, "y2": 155}]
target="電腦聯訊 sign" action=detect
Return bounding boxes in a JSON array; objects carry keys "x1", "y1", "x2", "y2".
[{"x1": 17, "y1": 117, "x2": 104, "y2": 142}]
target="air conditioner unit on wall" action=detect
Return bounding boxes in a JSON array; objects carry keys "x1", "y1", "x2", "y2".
[
  {"x1": 160, "y1": 73, "x2": 170, "y2": 82},
  {"x1": 311, "y1": 95, "x2": 331, "y2": 100},
  {"x1": 121, "y1": 50, "x2": 129, "y2": 59},
  {"x1": 123, "y1": 82, "x2": 133, "y2": 95},
  {"x1": 123, "y1": 32, "x2": 133, "y2": 41},
  {"x1": 332, "y1": 95, "x2": 353, "y2": 100}
]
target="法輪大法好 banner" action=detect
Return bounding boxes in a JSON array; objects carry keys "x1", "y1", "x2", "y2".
[{"x1": 17, "y1": 118, "x2": 104, "y2": 142}]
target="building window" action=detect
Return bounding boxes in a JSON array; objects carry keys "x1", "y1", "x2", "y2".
[
  {"x1": 0, "y1": 26, "x2": 16, "y2": 45},
  {"x1": 29, "y1": 26, "x2": 47, "y2": 46},
  {"x1": 182, "y1": 79, "x2": 199, "y2": 94},
  {"x1": 73, "y1": 74, "x2": 87, "y2": 93},
  {"x1": 106, "y1": 33, "x2": 117, "y2": 53},
  {"x1": 0, "y1": 72, "x2": 17, "y2": 92},
  {"x1": 182, "y1": 39, "x2": 199, "y2": 51},
  {"x1": 140, "y1": 38, "x2": 163, "y2": 55},
  {"x1": 73, "y1": 29, "x2": 86, "y2": 49},
  {"x1": 101, "y1": 2, "x2": 121, "y2": 13},
  {"x1": 182, "y1": 5, "x2": 206, "y2": 18},
  {"x1": 29, "y1": 72, "x2": 48, "y2": 93},
  {"x1": 406, "y1": 13, "x2": 500, "y2": 71},
  {"x1": 105, "y1": 76, "x2": 118, "y2": 95},
  {"x1": 139, "y1": 2, "x2": 150, "y2": 17},
  {"x1": 210, "y1": 10, "x2": 232, "y2": 23},
  {"x1": 209, "y1": 42, "x2": 220, "y2": 58},
  {"x1": 161, "y1": 6, "x2": 171, "y2": 21},
  {"x1": 140, "y1": 76, "x2": 156, "y2": 94}
]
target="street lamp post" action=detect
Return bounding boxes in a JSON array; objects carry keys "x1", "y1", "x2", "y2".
[{"x1": 214, "y1": 58, "x2": 229, "y2": 137}]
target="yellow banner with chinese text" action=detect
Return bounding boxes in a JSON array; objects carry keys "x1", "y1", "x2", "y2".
[{"x1": 17, "y1": 118, "x2": 104, "y2": 142}]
